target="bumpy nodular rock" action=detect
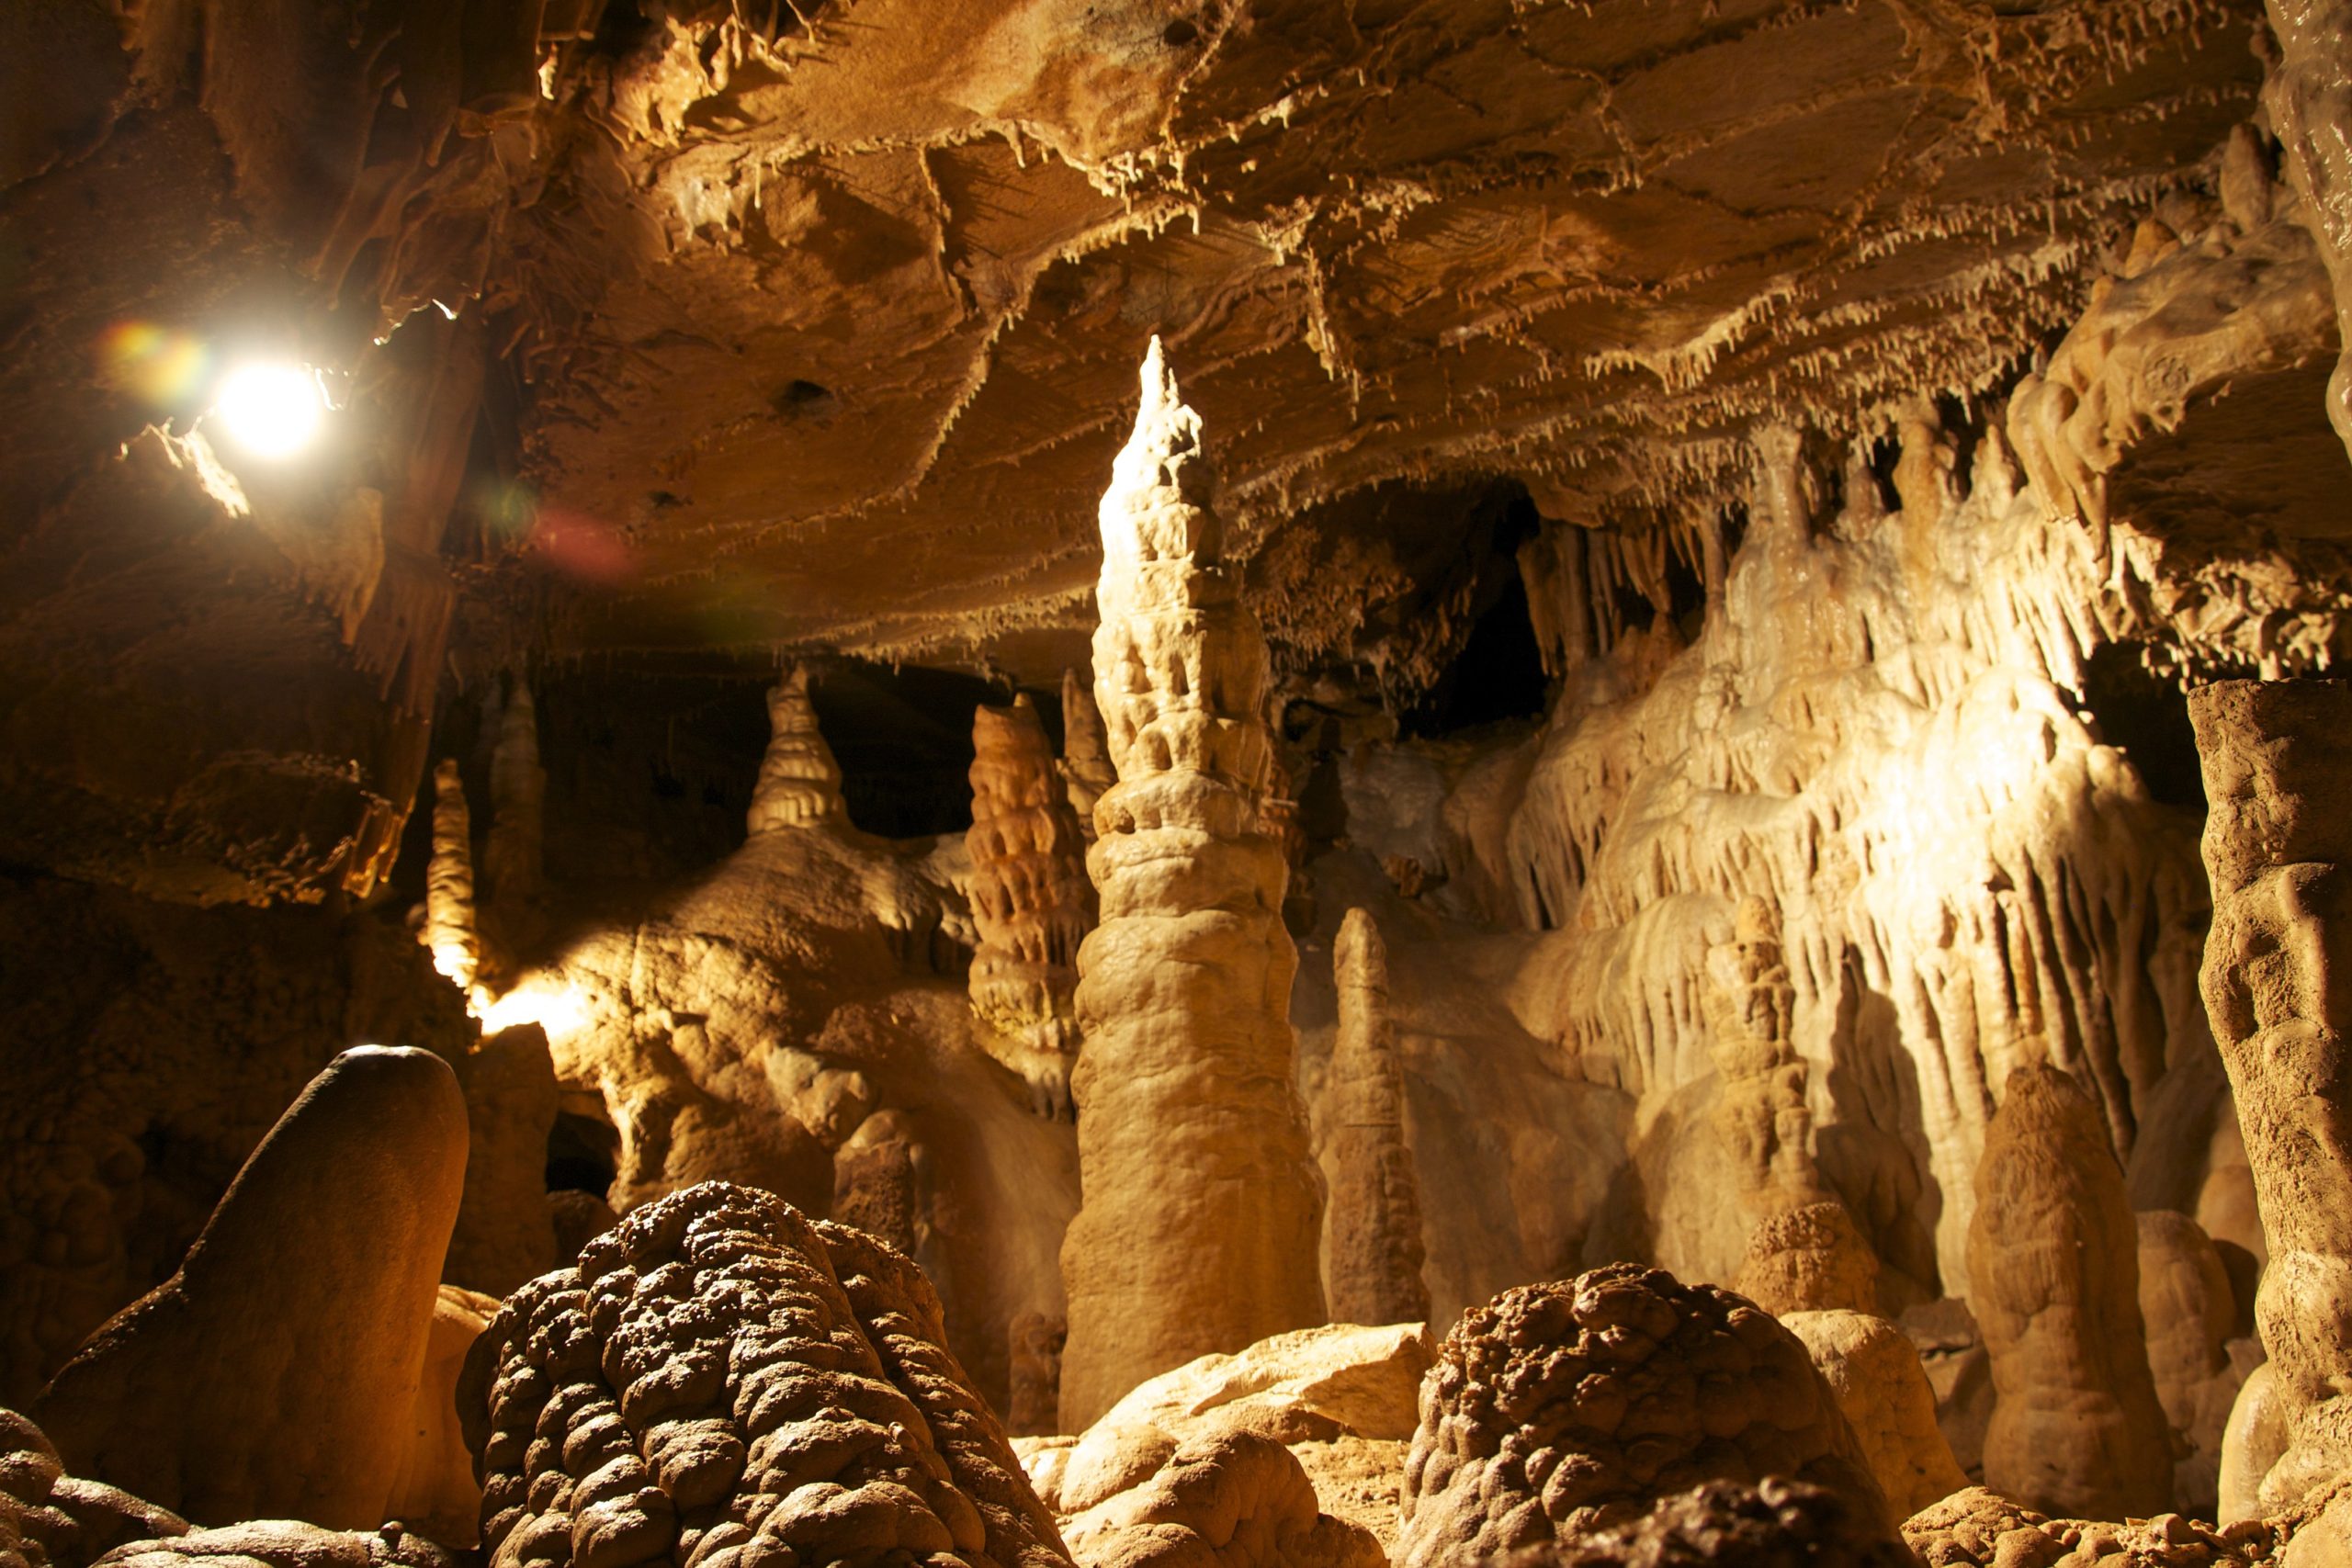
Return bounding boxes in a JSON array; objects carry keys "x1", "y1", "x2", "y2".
[
  {"x1": 1393, "y1": 1264, "x2": 1894, "y2": 1567},
  {"x1": 1057, "y1": 337, "x2": 1328, "y2": 1431},
  {"x1": 458, "y1": 1179, "x2": 1072, "y2": 1568}
]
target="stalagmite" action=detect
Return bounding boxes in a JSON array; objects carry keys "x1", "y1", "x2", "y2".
[
  {"x1": 1057, "y1": 669, "x2": 1115, "y2": 841},
  {"x1": 1780, "y1": 1311, "x2": 1970, "y2": 1521},
  {"x1": 1057, "y1": 337, "x2": 1327, "y2": 1431},
  {"x1": 1965, "y1": 1063, "x2": 2171, "y2": 1519},
  {"x1": 1326, "y1": 908, "x2": 1430, "y2": 1327},
  {"x1": 442, "y1": 1024, "x2": 560, "y2": 1299},
  {"x1": 419, "y1": 760, "x2": 478, "y2": 993},
  {"x1": 36, "y1": 1048, "x2": 468, "y2": 1529},
  {"x1": 1704, "y1": 897, "x2": 1828, "y2": 1234},
  {"x1": 746, "y1": 664, "x2": 846, "y2": 831},
  {"x1": 2137, "y1": 1209, "x2": 2247, "y2": 1517},
  {"x1": 2188, "y1": 679, "x2": 2352, "y2": 1510},
  {"x1": 967, "y1": 695, "x2": 1093, "y2": 1114},
  {"x1": 483, "y1": 676, "x2": 544, "y2": 933}
]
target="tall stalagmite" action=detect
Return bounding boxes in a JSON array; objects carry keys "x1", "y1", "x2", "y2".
[
  {"x1": 484, "y1": 676, "x2": 544, "y2": 917},
  {"x1": 2189, "y1": 678, "x2": 2352, "y2": 1509},
  {"x1": 1703, "y1": 896, "x2": 1828, "y2": 1225},
  {"x1": 746, "y1": 664, "x2": 846, "y2": 832},
  {"x1": 1058, "y1": 337, "x2": 1327, "y2": 1430},
  {"x1": 1058, "y1": 668, "x2": 1116, "y2": 842},
  {"x1": 967, "y1": 694, "x2": 1093, "y2": 1114},
  {"x1": 1966, "y1": 1063, "x2": 2171, "y2": 1519},
  {"x1": 1326, "y1": 908, "x2": 1430, "y2": 1327},
  {"x1": 420, "y1": 759, "x2": 479, "y2": 993}
]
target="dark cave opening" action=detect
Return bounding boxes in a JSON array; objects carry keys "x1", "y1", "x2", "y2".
[
  {"x1": 546, "y1": 1108, "x2": 619, "y2": 1198},
  {"x1": 1403, "y1": 489, "x2": 1550, "y2": 737},
  {"x1": 2081, "y1": 644, "x2": 2207, "y2": 810}
]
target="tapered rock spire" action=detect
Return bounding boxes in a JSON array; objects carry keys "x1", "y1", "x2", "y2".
[
  {"x1": 747, "y1": 664, "x2": 846, "y2": 832},
  {"x1": 484, "y1": 675, "x2": 544, "y2": 910},
  {"x1": 967, "y1": 693, "x2": 1093, "y2": 1114},
  {"x1": 1326, "y1": 908, "x2": 1430, "y2": 1326},
  {"x1": 1057, "y1": 668, "x2": 1116, "y2": 841},
  {"x1": 1057, "y1": 337, "x2": 1328, "y2": 1429},
  {"x1": 420, "y1": 759, "x2": 480, "y2": 992}
]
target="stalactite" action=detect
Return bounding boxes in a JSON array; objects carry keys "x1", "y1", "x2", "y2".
[
  {"x1": 966, "y1": 694, "x2": 1092, "y2": 1116},
  {"x1": 1325, "y1": 908, "x2": 1430, "y2": 1327},
  {"x1": 1057, "y1": 667, "x2": 1116, "y2": 841},
  {"x1": 419, "y1": 759, "x2": 479, "y2": 993},
  {"x1": 1517, "y1": 520, "x2": 1590, "y2": 680},
  {"x1": 746, "y1": 664, "x2": 846, "y2": 832},
  {"x1": 1058, "y1": 336, "x2": 1327, "y2": 1430}
]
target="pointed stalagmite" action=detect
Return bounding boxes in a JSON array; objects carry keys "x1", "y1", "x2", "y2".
[
  {"x1": 484, "y1": 676, "x2": 544, "y2": 911},
  {"x1": 747, "y1": 664, "x2": 846, "y2": 832},
  {"x1": 1057, "y1": 668, "x2": 1115, "y2": 842},
  {"x1": 967, "y1": 694, "x2": 1093, "y2": 1114},
  {"x1": 1704, "y1": 897, "x2": 1829, "y2": 1228},
  {"x1": 35, "y1": 1047, "x2": 468, "y2": 1529},
  {"x1": 1326, "y1": 908, "x2": 1429, "y2": 1327},
  {"x1": 420, "y1": 759, "x2": 479, "y2": 992},
  {"x1": 1966, "y1": 1062, "x2": 2171, "y2": 1519},
  {"x1": 1057, "y1": 337, "x2": 1328, "y2": 1430},
  {"x1": 2188, "y1": 678, "x2": 2352, "y2": 1510}
]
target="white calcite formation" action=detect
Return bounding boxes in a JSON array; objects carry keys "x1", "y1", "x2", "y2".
[
  {"x1": 1325, "y1": 908, "x2": 1430, "y2": 1328},
  {"x1": 1057, "y1": 339, "x2": 1327, "y2": 1431},
  {"x1": 746, "y1": 665, "x2": 846, "y2": 832},
  {"x1": 966, "y1": 695, "x2": 1093, "y2": 1116}
]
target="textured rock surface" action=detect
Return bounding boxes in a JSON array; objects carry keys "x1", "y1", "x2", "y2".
[
  {"x1": 1395, "y1": 1266, "x2": 1892, "y2": 1567},
  {"x1": 2190, "y1": 679, "x2": 2352, "y2": 1511},
  {"x1": 37, "y1": 1047, "x2": 468, "y2": 1530},
  {"x1": 1967, "y1": 1064, "x2": 2171, "y2": 1519},
  {"x1": 1780, "y1": 1311, "x2": 1968, "y2": 1522},
  {"x1": 966, "y1": 696, "x2": 1094, "y2": 1115},
  {"x1": 1736, "y1": 1205, "x2": 1880, "y2": 1321},
  {"x1": 1057, "y1": 673, "x2": 1115, "y2": 847},
  {"x1": 459, "y1": 1179, "x2": 1072, "y2": 1568},
  {"x1": 1324, "y1": 908, "x2": 1430, "y2": 1328},
  {"x1": 386, "y1": 1286, "x2": 499, "y2": 1550},
  {"x1": 0, "y1": 1406, "x2": 189, "y2": 1568},
  {"x1": 1057, "y1": 1432, "x2": 1382, "y2": 1568},
  {"x1": 420, "y1": 761, "x2": 479, "y2": 994},
  {"x1": 1485, "y1": 1478, "x2": 1917, "y2": 1568},
  {"x1": 1903, "y1": 1485, "x2": 2272, "y2": 1568},
  {"x1": 2140, "y1": 1209, "x2": 2254, "y2": 1518},
  {"x1": 444, "y1": 1025, "x2": 560, "y2": 1300},
  {"x1": 1058, "y1": 342, "x2": 1326, "y2": 1429}
]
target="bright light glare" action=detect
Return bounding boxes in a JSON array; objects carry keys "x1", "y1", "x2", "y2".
[{"x1": 213, "y1": 362, "x2": 327, "y2": 459}]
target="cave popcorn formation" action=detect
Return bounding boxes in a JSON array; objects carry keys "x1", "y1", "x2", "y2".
[{"x1": 17, "y1": 4, "x2": 2352, "y2": 1567}]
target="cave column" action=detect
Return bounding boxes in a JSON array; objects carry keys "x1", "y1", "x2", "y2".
[
  {"x1": 1325, "y1": 908, "x2": 1430, "y2": 1326},
  {"x1": 421, "y1": 758, "x2": 480, "y2": 993},
  {"x1": 1057, "y1": 337, "x2": 1328, "y2": 1429},
  {"x1": 2189, "y1": 678, "x2": 2352, "y2": 1509}
]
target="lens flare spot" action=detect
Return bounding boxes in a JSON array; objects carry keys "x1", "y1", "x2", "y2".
[{"x1": 97, "y1": 320, "x2": 212, "y2": 406}]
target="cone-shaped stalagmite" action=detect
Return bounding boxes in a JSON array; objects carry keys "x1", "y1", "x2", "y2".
[
  {"x1": 485, "y1": 676, "x2": 544, "y2": 910},
  {"x1": 1058, "y1": 338, "x2": 1327, "y2": 1430},
  {"x1": 420, "y1": 759, "x2": 479, "y2": 992},
  {"x1": 2189, "y1": 678, "x2": 2352, "y2": 1508},
  {"x1": 967, "y1": 694, "x2": 1093, "y2": 1115},
  {"x1": 1326, "y1": 908, "x2": 1429, "y2": 1326},
  {"x1": 36, "y1": 1047, "x2": 468, "y2": 1529},
  {"x1": 1966, "y1": 1063, "x2": 2171, "y2": 1518},
  {"x1": 747, "y1": 664, "x2": 846, "y2": 832}
]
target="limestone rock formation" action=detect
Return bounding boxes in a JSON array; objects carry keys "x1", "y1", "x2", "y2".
[
  {"x1": 443, "y1": 1024, "x2": 560, "y2": 1300},
  {"x1": 1966, "y1": 1064, "x2": 2171, "y2": 1520},
  {"x1": 91, "y1": 1521, "x2": 458, "y2": 1568},
  {"x1": 1057, "y1": 1431, "x2": 1383, "y2": 1568},
  {"x1": 2222, "y1": 1364, "x2": 2290, "y2": 1529},
  {"x1": 1903, "y1": 1485, "x2": 2270, "y2": 1568},
  {"x1": 2190, "y1": 679, "x2": 2352, "y2": 1511},
  {"x1": 831, "y1": 1109, "x2": 923, "y2": 1258},
  {"x1": 1008, "y1": 1314, "x2": 1067, "y2": 1441},
  {"x1": 2263, "y1": 2, "x2": 2352, "y2": 461},
  {"x1": 36, "y1": 1047, "x2": 468, "y2": 1530},
  {"x1": 419, "y1": 760, "x2": 478, "y2": 994},
  {"x1": 1484, "y1": 1478, "x2": 1916, "y2": 1568},
  {"x1": 1702, "y1": 897, "x2": 1826, "y2": 1230},
  {"x1": 967, "y1": 695, "x2": 1093, "y2": 1115},
  {"x1": 745, "y1": 666, "x2": 845, "y2": 832},
  {"x1": 1780, "y1": 1311, "x2": 1969, "y2": 1522},
  {"x1": 386, "y1": 1286, "x2": 498, "y2": 1551},
  {"x1": 1324, "y1": 908, "x2": 1430, "y2": 1327},
  {"x1": 484, "y1": 677, "x2": 545, "y2": 922},
  {"x1": 1394, "y1": 1265, "x2": 1893, "y2": 1567},
  {"x1": 2139, "y1": 1209, "x2": 2251, "y2": 1518},
  {"x1": 0, "y1": 1407, "x2": 189, "y2": 1568},
  {"x1": 1057, "y1": 671, "x2": 1115, "y2": 845},
  {"x1": 1058, "y1": 340, "x2": 1326, "y2": 1430},
  {"x1": 459, "y1": 1180, "x2": 1071, "y2": 1568},
  {"x1": 1735, "y1": 1203, "x2": 1880, "y2": 1319}
]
